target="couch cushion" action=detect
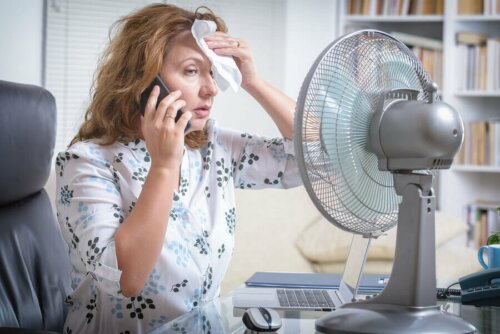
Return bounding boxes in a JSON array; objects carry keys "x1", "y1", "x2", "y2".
[
  {"x1": 296, "y1": 211, "x2": 468, "y2": 263},
  {"x1": 311, "y1": 245, "x2": 482, "y2": 286},
  {"x1": 221, "y1": 186, "x2": 319, "y2": 294}
]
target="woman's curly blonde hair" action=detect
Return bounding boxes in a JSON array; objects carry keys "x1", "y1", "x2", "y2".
[{"x1": 70, "y1": 4, "x2": 227, "y2": 148}]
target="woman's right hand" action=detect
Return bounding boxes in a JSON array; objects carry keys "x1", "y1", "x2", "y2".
[
  {"x1": 119, "y1": 86, "x2": 191, "y2": 297},
  {"x1": 141, "y1": 86, "x2": 192, "y2": 171}
]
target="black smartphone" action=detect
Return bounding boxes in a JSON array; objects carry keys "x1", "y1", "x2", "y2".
[{"x1": 139, "y1": 75, "x2": 191, "y2": 132}]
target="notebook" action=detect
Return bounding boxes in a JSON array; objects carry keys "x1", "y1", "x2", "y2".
[{"x1": 245, "y1": 272, "x2": 389, "y2": 293}]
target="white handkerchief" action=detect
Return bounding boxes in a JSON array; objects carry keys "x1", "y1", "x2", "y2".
[{"x1": 191, "y1": 19, "x2": 242, "y2": 92}]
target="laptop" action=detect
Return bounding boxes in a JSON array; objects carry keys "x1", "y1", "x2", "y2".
[{"x1": 233, "y1": 236, "x2": 388, "y2": 311}]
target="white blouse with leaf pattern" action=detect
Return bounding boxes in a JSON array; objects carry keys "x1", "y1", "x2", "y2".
[{"x1": 55, "y1": 119, "x2": 301, "y2": 333}]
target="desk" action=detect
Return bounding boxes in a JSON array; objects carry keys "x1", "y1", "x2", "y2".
[{"x1": 150, "y1": 293, "x2": 499, "y2": 334}]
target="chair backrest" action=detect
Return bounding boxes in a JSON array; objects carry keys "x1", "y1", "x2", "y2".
[{"x1": 0, "y1": 80, "x2": 71, "y2": 332}]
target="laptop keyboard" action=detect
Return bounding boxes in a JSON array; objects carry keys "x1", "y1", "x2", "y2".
[{"x1": 276, "y1": 289, "x2": 336, "y2": 308}]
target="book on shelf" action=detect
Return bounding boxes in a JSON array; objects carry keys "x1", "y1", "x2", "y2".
[
  {"x1": 483, "y1": 0, "x2": 500, "y2": 15},
  {"x1": 456, "y1": 32, "x2": 500, "y2": 92},
  {"x1": 459, "y1": 0, "x2": 500, "y2": 15},
  {"x1": 456, "y1": 32, "x2": 488, "y2": 45},
  {"x1": 348, "y1": 0, "x2": 373, "y2": 15},
  {"x1": 486, "y1": 38, "x2": 499, "y2": 91},
  {"x1": 392, "y1": 31, "x2": 443, "y2": 49},
  {"x1": 408, "y1": 0, "x2": 444, "y2": 15},
  {"x1": 390, "y1": 32, "x2": 443, "y2": 88},
  {"x1": 456, "y1": 119, "x2": 500, "y2": 167},
  {"x1": 347, "y1": 0, "x2": 444, "y2": 16},
  {"x1": 466, "y1": 200, "x2": 500, "y2": 249},
  {"x1": 458, "y1": 0, "x2": 484, "y2": 15}
]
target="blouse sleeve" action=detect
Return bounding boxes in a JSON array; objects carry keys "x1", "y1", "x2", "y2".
[
  {"x1": 215, "y1": 127, "x2": 303, "y2": 190},
  {"x1": 55, "y1": 144, "x2": 126, "y2": 297}
]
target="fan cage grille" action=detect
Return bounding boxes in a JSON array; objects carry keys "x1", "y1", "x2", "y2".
[{"x1": 296, "y1": 30, "x2": 434, "y2": 235}]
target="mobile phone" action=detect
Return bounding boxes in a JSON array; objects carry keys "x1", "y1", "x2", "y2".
[{"x1": 139, "y1": 75, "x2": 191, "y2": 132}]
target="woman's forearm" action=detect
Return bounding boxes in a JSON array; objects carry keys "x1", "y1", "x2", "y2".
[
  {"x1": 244, "y1": 77, "x2": 296, "y2": 140},
  {"x1": 115, "y1": 166, "x2": 177, "y2": 297}
]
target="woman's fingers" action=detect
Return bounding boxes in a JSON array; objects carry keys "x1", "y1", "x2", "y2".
[
  {"x1": 176, "y1": 110, "x2": 192, "y2": 133},
  {"x1": 204, "y1": 33, "x2": 242, "y2": 48},
  {"x1": 143, "y1": 88, "x2": 188, "y2": 136},
  {"x1": 206, "y1": 38, "x2": 250, "y2": 63},
  {"x1": 205, "y1": 33, "x2": 257, "y2": 89},
  {"x1": 154, "y1": 90, "x2": 182, "y2": 123},
  {"x1": 211, "y1": 46, "x2": 244, "y2": 57},
  {"x1": 157, "y1": 99, "x2": 186, "y2": 127},
  {"x1": 144, "y1": 85, "x2": 160, "y2": 120},
  {"x1": 141, "y1": 87, "x2": 188, "y2": 170},
  {"x1": 205, "y1": 37, "x2": 241, "y2": 48},
  {"x1": 204, "y1": 33, "x2": 247, "y2": 56},
  {"x1": 204, "y1": 31, "x2": 230, "y2": 39}
]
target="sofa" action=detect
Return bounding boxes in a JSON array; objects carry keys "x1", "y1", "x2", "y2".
[
  {"x1": 44, "y1": 171, "x2": 482, "y2": 296},
  {"x1": 222, "y1": 186, "x2": 482, "y2": 294}
]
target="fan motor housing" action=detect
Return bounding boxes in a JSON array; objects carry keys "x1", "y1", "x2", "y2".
[{"x1": 370, "y1": 99, "x2": 464, "y2": 171}]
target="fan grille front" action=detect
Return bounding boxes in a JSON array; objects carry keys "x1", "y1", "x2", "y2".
[{"x1": 295, "y1": 30, "x2": 433, "y2": 235}]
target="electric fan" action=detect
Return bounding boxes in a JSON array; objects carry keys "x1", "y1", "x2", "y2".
[{"x1": 294, "y1": 30, "x2": 476, "y2": 333}]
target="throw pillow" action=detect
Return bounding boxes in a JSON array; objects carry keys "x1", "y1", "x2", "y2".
[{"x1": 296, "y1": 211, "x2": 468, "y2": 263}]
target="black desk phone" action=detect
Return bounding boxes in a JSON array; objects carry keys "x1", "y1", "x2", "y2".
[{"x1": 459, "y1": 268, "x2": 500, "y2": 306}]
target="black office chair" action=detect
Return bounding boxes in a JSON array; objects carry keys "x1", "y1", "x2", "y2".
[{"x1": 0, "y1": 80, "x2": 71, "y2": 333}]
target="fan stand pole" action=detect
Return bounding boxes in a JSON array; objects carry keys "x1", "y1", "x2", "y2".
[{"x1": 315, "y1": 173, "x2": 476, "y2": 334}]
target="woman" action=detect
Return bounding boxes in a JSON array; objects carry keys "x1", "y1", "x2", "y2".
[{"x1": 56, "y1": 3, "x2": 301, "y2": 333}]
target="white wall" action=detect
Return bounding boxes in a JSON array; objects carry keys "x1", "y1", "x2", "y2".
[
  {"x1": 0, "y1": 0, "x2": 340, "y2": 138},
  {"x1": 283, "y1": 0, "x2": 339, "y2": 99},
  {"x1": 0, "y1": 0, "x2": 44, "y2": 86},
  {"x1": 181, "y1": 0, "x2": 288, "y2": 138},
  {"x1": 1, "y1": 0, "x2": 340, "y2": 195},
  {"x1": 211, "y1": 0, "x2": 339, "y2": 136}
]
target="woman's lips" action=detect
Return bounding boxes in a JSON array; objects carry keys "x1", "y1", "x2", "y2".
[{"x1": 193, "y1": 108, "x2": 210, "y2": 118}]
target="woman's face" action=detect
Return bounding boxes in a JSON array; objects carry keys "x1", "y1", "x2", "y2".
[{"x1": 159, "y1": 32, "x2": 218, "y2": 132}]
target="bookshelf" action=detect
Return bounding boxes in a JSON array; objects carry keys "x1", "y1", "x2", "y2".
[
  {"x1": 456, "y1": 91, "x2": 500, "y2": 97},
  {"x1": 453, "y1": 165, "x2": 500, "y2": 173},
  {"x1": 457, "y1": 15, "x2": 500, "y2": 21},
  {"x1": 339, "y1": 0, "x2": 500, "y2": 246},
  {"x1": 344, "y1": 15, "x2": 444, "y2": 22}
]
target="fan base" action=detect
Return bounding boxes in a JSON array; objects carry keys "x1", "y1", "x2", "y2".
[{"x1": 315, "y1": 303, "x2": 476, "y2": 334}]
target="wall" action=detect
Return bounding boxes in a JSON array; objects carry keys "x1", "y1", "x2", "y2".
[
  {"x1": 0, "y1": 0, "x2": 44, "y2": 86},
  {"x1": 210, "y1": 0, "x2": 340, "y2": 136},
  {"x1": 0, "y1": 0, "x2": 339, "y2": 138},
  {"x1": 283, "y1": 0, "x2": 339, "y2": 99}
]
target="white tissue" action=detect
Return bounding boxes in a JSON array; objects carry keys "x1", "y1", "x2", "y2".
[{"x1": 191, "y1": 19, "x2": 242, "y2": 92}]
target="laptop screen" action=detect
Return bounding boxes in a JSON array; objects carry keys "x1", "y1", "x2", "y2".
[{"x1": 338, "y1": 234, "x2": 371, "y2": 303}]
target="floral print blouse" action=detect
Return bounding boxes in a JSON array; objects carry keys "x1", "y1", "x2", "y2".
[{"x1": 55, "y1": 119, "x2": 302, "y2": 333}]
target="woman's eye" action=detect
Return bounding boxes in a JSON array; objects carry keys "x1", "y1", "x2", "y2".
[
  {"x1": 185, "y1": 68, "x2": 198, "y2": 76},
  {"x1": 210, "y1": 70, "x2": 214, "y2": 78}
]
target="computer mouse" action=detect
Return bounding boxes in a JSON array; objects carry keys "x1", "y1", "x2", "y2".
[{"x1": 242, "y1": 307, "x2": 282, "y2": 332}]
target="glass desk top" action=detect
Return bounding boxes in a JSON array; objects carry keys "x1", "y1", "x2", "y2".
[{"x1": 150, "y1": 293, "x2": 500, "y2": 334}]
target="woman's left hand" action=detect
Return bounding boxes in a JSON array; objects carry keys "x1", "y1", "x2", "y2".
[
  {"x1": 205, "y1": 32, "x2": 295, "y2": 140},
  {"x1": 204, "y1": 32, "x2": 259, "y2": 90}
]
